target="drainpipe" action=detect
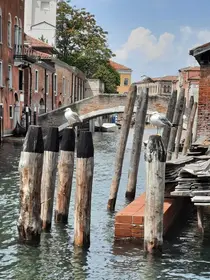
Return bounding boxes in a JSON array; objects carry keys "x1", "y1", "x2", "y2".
[
  {"x1": 52, "y1": 73, "x2": 54, "y2": 111},
  {"x1": 44, "y1": 69, "x2": 47, "y2": 113}
]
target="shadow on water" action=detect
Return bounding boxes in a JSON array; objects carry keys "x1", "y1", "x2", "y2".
[{"x1": 1, "y1": 130, "x2": 210, "y2": 279}]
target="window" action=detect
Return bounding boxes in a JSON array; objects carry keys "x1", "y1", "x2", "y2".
[
  {"x1": 8, "y1": 14, "x2": 12, "y2": 47},
  {"x1": 46, "y1": 73, "x2": 49, "y2": 94},
  {"x1": 0, "y1": 61, "x2": 3, "y2": 87},
  {"x1": 9, "y1": 105, "x2": 13, "y2": 119},
  {"x1": 41, "y1": 1, "x2": 50, "y2": 11},
  {"x1": 35, "y1": 70, "x2": 38, "y2": 92},
  {"x1": 54, "y1": 74, "x2": 57, "y2": 95},
  {"x1": 18, "y1": 69, "x2": 23, "y2": 90},
  {"x1": 8, "y1": 65, "x2": 12, "y2": 89},
  {"x1": 18, "y1": 19, "x2": 22, "y2": 54},
  {"x1": 124, "y1": 78, "x2": 129, "y2": 86},
  {"x1": 14, "y1": 17, "x2": 19, "y2": 54},
  {"x1": 62, "y1": 77, "x2": 66, "y2": 95},
  {"x1": 0, "y1": 8, "x2": 2, "y2": 43}
]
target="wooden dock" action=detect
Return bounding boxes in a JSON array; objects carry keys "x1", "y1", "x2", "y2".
[{"x1": 115, "y1": 193, "x2": 184, "y2": 239}]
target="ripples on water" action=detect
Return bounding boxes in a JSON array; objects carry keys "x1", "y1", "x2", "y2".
[{"x1": 0, "y1": 129, "x2": 210, "y2": 279}]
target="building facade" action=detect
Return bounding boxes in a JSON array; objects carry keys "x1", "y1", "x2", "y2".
[
  {"x1": 23, "y1": 34, "x2": 86, "y2": 116},
  {"x1": 24, "y1": 0, "x2": 57, "y2": 46},
  {"x1": 136, "y1": 76, "x2": 178, "y2": 96},
  {"x1": 178, "y1": 66, "x2": 200, "y2": 104},
  {"x1": 109, "y1": 61, "x2": 132, "y2": 94},
  {"x1": 190, "y1": 43, "x2": 210, "y2": 138},
  {"x1": 0, "y1": 0, "x2": 25, "y2": 135}
]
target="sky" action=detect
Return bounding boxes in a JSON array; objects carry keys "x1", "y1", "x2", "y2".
[{"x1": 70, "y1": 0, "x2": 210, "y2": 81}]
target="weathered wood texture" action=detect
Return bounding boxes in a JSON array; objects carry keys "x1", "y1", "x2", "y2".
[
  {"x1": 41, "y1": 127, "x2": 59, "y2": 230},
  {"x1": 126, "y1": 88, "x2": 149, "y2": 201},
  {"x1": 175, "y1": 98, "x2": 186, "y2": 159},
  {"x1": 186, "y1": 96, "x2": 194, "y2": 146},
  {"x1": 197, "y1": 206, "x2": 204, "y2": 233},
  {"x1": 74, "y1": 132, "x2": 94, "y2": 247},
  {"x1": 182, "y1": 102, "x2": 198, "y2": 156},
  {"x1": 162, "y1": 91, "x2": 177, "y2": 150},
  {"x1": 17, "y1": 125, "x2": 44, "y2": 244},
  {"x1": 55, "y1": 128, "x2": 75, "y2": 223},
  {"x1": 108, "y1": 85, "x2": 137, "y2": 211},
  {"x1": 144, "y1": 135, "x2": 166, "y2": 253},
  {"x1": 167, "y1": 90, "x2": 185, "y2": 161}
]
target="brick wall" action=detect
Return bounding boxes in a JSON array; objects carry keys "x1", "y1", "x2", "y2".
[
  {"x1": 0, "y1": 0, "x2": 24, "y2": 134},
  {"x1": 38, "y1": 94, "x2": 169, "y2": 130},
  {"x1": 197, "y1": 65, "x2": 210, "y2": 137}
]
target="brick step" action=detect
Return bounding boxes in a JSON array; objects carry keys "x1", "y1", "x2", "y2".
[{"x1": 115, "y1": 192, "x2": 183, "y2": 239}]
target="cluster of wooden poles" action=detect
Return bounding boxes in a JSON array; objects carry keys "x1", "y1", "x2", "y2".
[
  {"x1": 17, "y1": 126, "x2": 94, "y2": 248},
  {"x1": 107, "y1": 85, "x2": 197, "y2": 253}
]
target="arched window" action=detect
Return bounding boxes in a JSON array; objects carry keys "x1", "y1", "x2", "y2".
[
  {"x1": 0, "y1": 8, "x2": 2, "y2": 43},
  {"x1": 18, "y1": 19, "x2": 22, "y2": 54},
  {"x1": 8, "y1": 14, "x2": 12, "y2": 47},
  {"x1": 168, "y1": 85, "x2": 171, "y2": 93},
  {"x1": 14, "y1": 17, "x2": 19, "y2": 54}
]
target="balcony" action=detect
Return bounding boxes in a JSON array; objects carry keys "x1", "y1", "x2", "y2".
[{"x1": 13, "y1": 44, "x2": 37, "y2": 67}]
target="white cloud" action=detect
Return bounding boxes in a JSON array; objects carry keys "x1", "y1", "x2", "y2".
[
  {"x1": 115, "y1": 27, "x2": 174, "y2": 62},
  {"x1": 114, "y1": 26, "x2": 210, "y2": 80}
]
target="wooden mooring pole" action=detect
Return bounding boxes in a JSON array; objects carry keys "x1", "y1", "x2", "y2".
[
  {"x1": 126, "y1": 88, "x2": 149, "y2": 201},
  {"x1": 74, "y1": 131, "x2": 94, "y2": 248},
  {"x1": 17, "y1": 125, "x2": 44, "y2": 244},
  {"x1": 144, "y1": 135, "x2": 166, "y2": 254},
  {"x1": 41, "y1": 127, "x2": 59, "y2": 230},
  {"x1": 174, "y1": 98, "x2": 186, "y2": 159},
  {"x1": 55, "y1": 128, "x2": 75, "y2": 223},
  {"x1": 108, "y1": 85, "x2": 137, "y2": 211},
  {"x1": 162, "y1": 90, "x2": 177, "y2": 151},
  {"x1": 182, "y1": 102, "x2": 198, "y2": 156},
  {"x1": 167, "y1": 89, "x2": 185, "y2": 161}
]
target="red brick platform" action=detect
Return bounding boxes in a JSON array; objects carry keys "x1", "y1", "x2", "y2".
[{"x1": 115, "y1": 192, "x2": 183, "y2": 239}]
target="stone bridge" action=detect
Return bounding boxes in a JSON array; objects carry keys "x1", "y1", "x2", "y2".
[{"x1": 38, "y1": 93, "x2": 170, "y2": 132}]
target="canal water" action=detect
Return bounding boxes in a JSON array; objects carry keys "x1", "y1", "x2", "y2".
[{"x1": 1, "y1": 128, "x2": 210, "y2": 280}]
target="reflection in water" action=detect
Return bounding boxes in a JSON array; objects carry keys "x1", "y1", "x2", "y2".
[{"x1": 0, "y1": 130, "x2": 210, "y2": 279}]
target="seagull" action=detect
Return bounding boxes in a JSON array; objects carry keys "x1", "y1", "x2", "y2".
[
  {"x1": 150, "y1": 111, "x2": 175, "y2": 135},
  {"x1": 64, "y1": 108, "x2": 82, "y2": 128}
]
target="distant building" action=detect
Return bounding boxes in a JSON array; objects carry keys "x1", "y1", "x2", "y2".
[
  {"x1": 109, "y1": 61, "x2": 132, "y2": 94},
  {"x1": 24, "y1": 0, "x2": 57, "y2": 46},
  {"x1": 178, "y1": 66, "x2": 200, "y2": 104},
  {"x1": 190, "y1": 42, "x2": 210, "y2": 138},
  {"x1": 135, "y1": 76, "x2": 178, "y2": 96}
]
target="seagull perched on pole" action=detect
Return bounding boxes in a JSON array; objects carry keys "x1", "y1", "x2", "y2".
[
  {"x1": 64, "y1": 108, "x2": 82, "y2": 128},
  {"x1": 150, "y1": 111, "x2": 177, "y2": 135}
]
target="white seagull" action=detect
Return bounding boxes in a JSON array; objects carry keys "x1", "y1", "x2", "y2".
[
  {"x1": 150, "y1": 111, "x2": 174, "y2": 135},
  {"x1": 64, "y1": 108, "x2": 82, "y2": 127}
]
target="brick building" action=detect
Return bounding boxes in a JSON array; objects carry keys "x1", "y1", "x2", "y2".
[
  {"x1": 0, "y1": 0, "x2": 24, "y2": 135},
  {"x1": 190, "y1": 43, "x2": 210, "y2": 138},
  {"x1": 178, "y1": 66, "x2": 200, "y2": 104},
  {"x1": 22, "y1": 35, "x2": 86, "y2": 116}
]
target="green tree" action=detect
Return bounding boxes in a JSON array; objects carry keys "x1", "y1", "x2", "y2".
[
  {"x1": 93, "y1": 63, "x2": 120, "y2": 93},
  {"x1": 56, "y1": 1, "x2": 115, "y2": 79}
]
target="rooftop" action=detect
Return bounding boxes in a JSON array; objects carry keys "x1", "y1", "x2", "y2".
[
  {"x1": 189, "y1": 42, "x2": 210, "y2": 57},
  {"x1": 109, "y1": 60, "x2": 132, "y2": 71},
  {"x1": 136, "y1": 75, "x2": 178, "y2": 84},
  {"x1": 24, "y1": 34, "x2": 54, "y2": 49}
]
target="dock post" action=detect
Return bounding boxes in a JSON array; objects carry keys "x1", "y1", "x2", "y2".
[
  {"x1": 33, "y1": 107, "x2": 37, "y2": 125},
  {"x1": 162, "y1": 90, "x2": 177, "y2": 151},
  {"x1": 175, "y1": 98, "x2": 186, "y2": 158},
  {"x1": 182, "y1": 102, "x2": 197, "y2": 156},
  {"x1": 167, "y1": 89, "x2": 185, "y2": 161},
  {"x1": 55, "y1": 128, "x2": 75, "y2": 223},
  {"x1": 25, "y1": 106, "x2": 29, "y2": 132},
  {"x1": 89, "y1": 119, "x2": 95, "y2": 133},
  {"x1": 197, "y1": 206, "x2": 204, "y2": 233},
  {"x1": 144, "y1": 135, "x2": 166, "y2": 253},
  {"x1": 41, "y1": 127, "x2": 59, "y2": 230},
  {"x1": 17, "y1": 125, "x2": 44, "y2": 244},
  {"x1": 108, "y1": 85, "x2": 137, "y2": 211},
  {"x1": 74, "y1": 131, "x2": 94, "y2": 248},
  {"x1": 126, "y1": 88, "x2": 148, "y2": 201}
]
